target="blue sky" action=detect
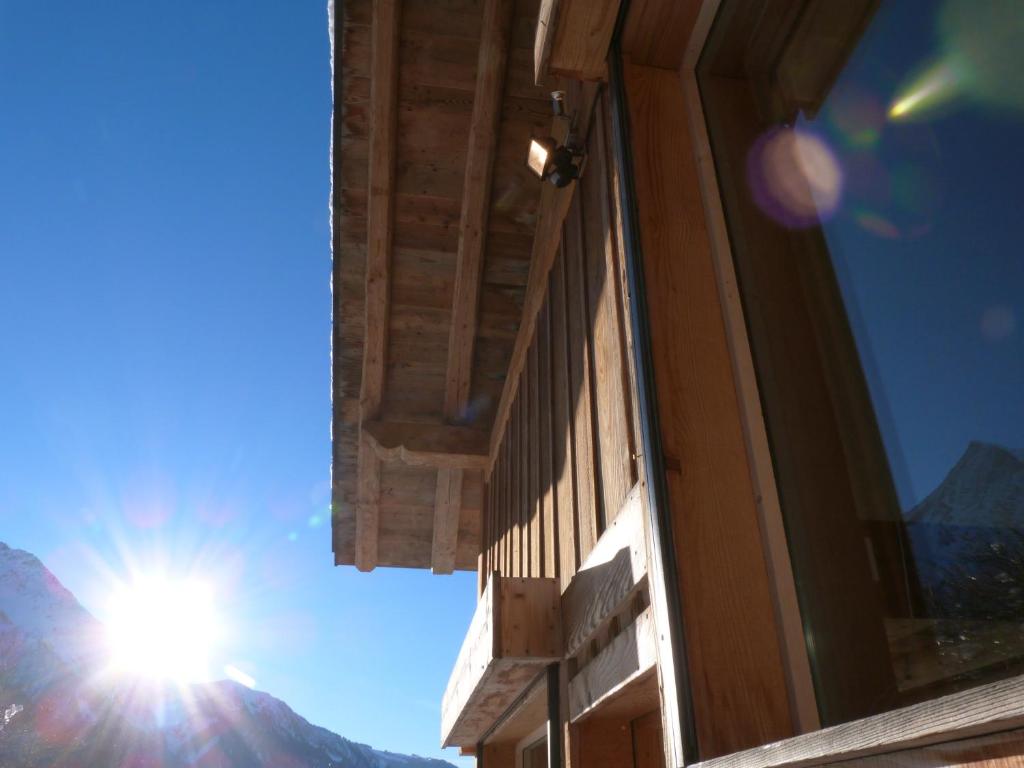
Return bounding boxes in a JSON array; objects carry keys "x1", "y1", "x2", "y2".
[{"x1": 0, "y1": 1, "x2": 474, "y2": 764}]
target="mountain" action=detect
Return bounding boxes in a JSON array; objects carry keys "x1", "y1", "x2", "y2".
[
  {"x1": 904, "y1": 442, "x2": 1024, "y2": 621},
  {"x1": 0, "y1": 542, "x2": 456, "y2": 768},
  {"x1": 906, "y1": 441, "x2": 1024, "y2": 528}
]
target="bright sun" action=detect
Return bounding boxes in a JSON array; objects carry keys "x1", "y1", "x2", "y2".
[{"x1": 105, "y1": 576, "x2": 223, "y2": 684}]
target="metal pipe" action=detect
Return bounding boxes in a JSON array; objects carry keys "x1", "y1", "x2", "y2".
[{"x1": 546, "y1": 663, "x2": 563, "y2": 768}]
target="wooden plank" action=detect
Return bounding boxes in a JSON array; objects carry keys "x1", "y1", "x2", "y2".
[
  {"x1": 580, "y1": 100, "x2": 635, "y2": 521},
  {"x1": 444, "y1": 0, "x2": 516, "y2": 421},
  {"x1": 564, "y1": 193, "x2": 601, "y2": 561},
  {"x1": 624, "y1": 61, "x2": 793, "y2": 757},
  {"x1": 511, "y1": 398, "x2": 522, "y2": 577},
  {"x1": 535, "y1": 0, "x2": 621, "y2": 82},
  {"x1": 551, "y1": 247, "x2": 580, "y2": 592},
  {"x1": 538, "y1": 302, "x2": 557, "y2": 580},
  {"x1": 355, "y1": 0, "x2": 400, "y2": 572},
  {"x1": 482, "y1": 474, "x2": 492, "y2": 589},
  {"x1": 362, "y1": 420, "x2": 490, "y2": 469},
  {"x1": 441, "y1": 574, "x2": 562, "y2": 747},
  {"x1": 568, "y1": 607, "x2": 658, "y2": 722},
  {"x1": 561, "y1": 485, "x2": 645, "y2": 658},
  {"x1": 696, "y1": 677, "x2": 1024, "y2": 768},
  {"x1": 487, "y1": 80, "x2": 601, "y2": 463},
  {"x1": 432, "y1": 467, "x2": 462, "y2": 574},
  {"x1": 520, "y1": 382, "x2": 531, "y2": 578},
  {"x1": 528, "y1": 338, "x2": 542, "y2": 578},
  {"x1": 841, "y1": 729, "x2": 1024, "y2": 768},
  {"x1": 503, "y1": 427, "x2": 512, "y2": 576}
]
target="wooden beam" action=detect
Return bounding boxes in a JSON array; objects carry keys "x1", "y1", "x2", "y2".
[
  {"x1": 437, "y1": 0, "x2": 515, "y2": 576},
  {"x1": 534, "y1": 0, "x2": 621, "y2": 83},
  {"x1": 432, "y1": 468, "x2": 463, "y2": 574},
  {"x1": 487, "y1": 81, "x2": 601, "y2": 468},
  {"x1": 355, "y1": 0, "x2": 400, "y2": 573},
  {"x1": 363, "y1": 421, "x2": 490, "y2": 470},
  {"x1": 444, "y1": 0, "x2": 515, "y2": 422},
  {"x1": 355, "y1": 432, "x2": 381, "y2": 573}
]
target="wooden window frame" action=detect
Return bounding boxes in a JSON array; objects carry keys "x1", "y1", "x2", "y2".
[
  {"x1": 663, "y1": 0, "x2": 1024, "y2": 765},
  {"x1": 517, "y1": 726, "x2": 549, "y2": 768}
]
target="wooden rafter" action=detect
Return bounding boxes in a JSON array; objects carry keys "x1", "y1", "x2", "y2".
[
  {"x1": 355, "y1": 0, "x2": 400, "y2": 573},
  {"x1": 487, "y1": 81, "x2": 601, "y2": 468},
  {"x1": 434, "y1": 0, "x2": 516, "y2": 575}
]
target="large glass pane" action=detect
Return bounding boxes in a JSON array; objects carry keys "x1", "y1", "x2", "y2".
[{"x1": 698, "y1": 0, "x2": 1024, "y2": 726}]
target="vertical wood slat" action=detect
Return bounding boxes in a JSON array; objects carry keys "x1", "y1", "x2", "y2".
[
  {"x1": 518, "y1": 395, "x2": 527, "y2": 579},
  {"x1": 519, "y1": 381, "x2": 530, "y2": 578},
  {"x1": 481, "y1": 477, "x2": 489, "y2": 584},
  {"x1": 602, "y1": 91, "x2": 643, "y2": 493},
  {"x1": 565, "y1": 193, "x2": 601, "y2": 563},
  {"x1": 481, "y1": 477, "x2": 491, "y2": 595},
  {"x1": 539, "y1": 301, "x2": 558, "y2": 580},
  {"x1": 529, "y1": 338, "x2": 542, "y2": 578},
  {"x1": 500, "y1": 438, "x2": 508, "y2": 576},
  {"x1": 581, "y1": 99, "x2": 636, "y2": 524},
  {"x1": 551, "y1": 246, "x2": 580, "y2": 592},
  {"x1": 511, "y1": 401, "x2": 521, "y2": 578}
]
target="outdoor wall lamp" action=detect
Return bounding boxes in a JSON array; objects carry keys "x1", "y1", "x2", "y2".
[
  {"x1": 526, "y1": 91, "x2": 585, "y2": 188},
  {"x1": 527, "y1": 137, "x2": 584, "y2": 187}
]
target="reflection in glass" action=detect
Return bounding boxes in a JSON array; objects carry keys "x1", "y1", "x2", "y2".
[{"x1": 698, "y1": 0, "x2": 1024, "y2": 726}]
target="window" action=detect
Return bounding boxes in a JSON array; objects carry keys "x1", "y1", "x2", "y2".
[
  {"x1": 698, "y1": 0, "x2": 1024, "y2": 727},
  {"x1": 522, "y1": 736, "x2": 548, "y2": 768}
]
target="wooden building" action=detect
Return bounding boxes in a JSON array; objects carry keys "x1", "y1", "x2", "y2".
[{"x1": 331, "y1": 0, "x2": 1024, "y2": 766}]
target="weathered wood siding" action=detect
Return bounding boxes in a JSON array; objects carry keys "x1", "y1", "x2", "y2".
[{"x1": 484, "y1": 93, "x2": 638, "y2": 591}]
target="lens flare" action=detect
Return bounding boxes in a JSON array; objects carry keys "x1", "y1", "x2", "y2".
[
  {"x1": 747, "y1": 127, "x2": 843, "y2": 229},
  {"x1": 980, "y1": 305, "x2": 1016, "y2": 341},
  {"x1": 889, "y1": 59, "x2": 963, "y2": 121},
  {"x1": 828, "y1": 84, "x2": 886, "y2": 148},
  {"x1": 224, "y1": 664, "x2": 257, "y2": 689},
  {"x1": 890, "y1": 0, "x2": 1024, "y2": 123}
]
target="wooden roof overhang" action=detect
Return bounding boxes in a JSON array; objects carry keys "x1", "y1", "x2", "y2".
[{"x1": 331, "y1": 0, "x2": 558, "y2": 573}]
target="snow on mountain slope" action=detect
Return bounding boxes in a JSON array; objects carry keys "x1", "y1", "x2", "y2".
[
  {"x1": 904, "y1": 442, "x2": 1024, "y2": 621},
  {"x1": 0, "y1": 543, "x2": 105, "y2": 669},
  {"x1": 906, "y1": 441, "x2": 1024, "y2": 528},
  {"x1": 0, "y1": 542, "x2": 456, "y2": 768}
]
